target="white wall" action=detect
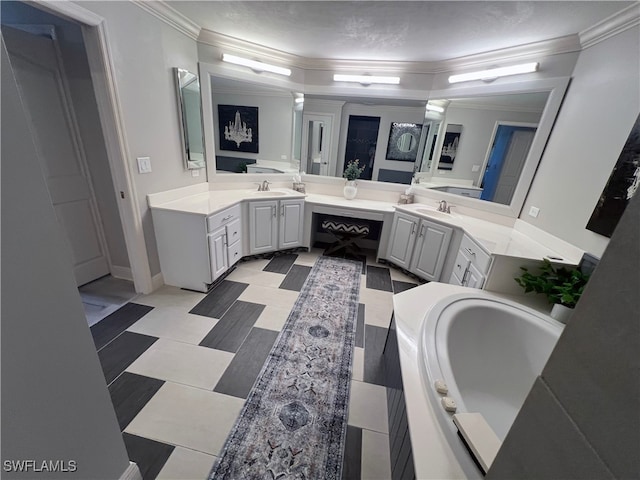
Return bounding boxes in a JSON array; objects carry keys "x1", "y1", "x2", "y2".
[
  {"x1": 337, "y1": 103, "x2": 425, "y2": 181},
  {"x1": 79, "y1": 1, "x2": 202, "y2": 277},
  {"x1": 522, "y1": 26, "x2": 640, "y2": 258},
  {"x1": 437, "y1": 105, "x2": 542, "y2": 183},
  {"x1": 211, "y1": 91, "x2": 293, "y2": 164},
  {"x1": 1, "y1": 39, "x2": 132, "y2": 479}
]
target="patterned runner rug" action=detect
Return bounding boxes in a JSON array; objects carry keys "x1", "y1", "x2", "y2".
[{"x1": 210, "y1": 256, "x2": 362, "y2": 479}]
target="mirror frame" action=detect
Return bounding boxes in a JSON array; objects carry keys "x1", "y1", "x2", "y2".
[
  {"x1": 423, "y1": 76, "x2": 570, "y2": 217},
  {"x1": 173, "y1": 67, "x2": 206, "y2": 170}
]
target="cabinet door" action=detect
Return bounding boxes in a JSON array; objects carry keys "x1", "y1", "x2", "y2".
[
  {"x1": 279, "y1": 199, "x2": 304, "y2": 249},
  {"x1": 410, "y1": 220, "x2": 453, "y2": 281},
  {"x1": 208, "y1": 227, "x2": 228, "y2": 280},
  {"x1": 387, "y1": 213, "x2": 418, "y2": 269},
  {"x1": 249, "y1": 200, "x2": 278, "y2": 254},
  {"x1": 464, "y1": 262, "x2": 485, "y2": 289}
]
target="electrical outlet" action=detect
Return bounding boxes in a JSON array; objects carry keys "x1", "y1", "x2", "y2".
[
  {"x1": 471, "y1": 164, "x2": 481, "y2": 172},
  {"x1": 528, "y1": 206, "x2": 540, "y2": 218},
  {"x1": 281, "y1": 154, "x2": 288, "y2": 160},
  {"x1": 191, "y1": 169, "x2": 200, "y2": 177},
  {"x1": 136, "y1": 156, "x2": 152, "y2": 174}
]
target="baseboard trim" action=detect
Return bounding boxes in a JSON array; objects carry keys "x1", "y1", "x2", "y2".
[
  {"x1": 119, "y1": 462, "x2": 142, "y2": 480},
  {"x1": 110, "y1": 265, "x2": 133, "y2": 281},
  {"x1": 151, "y1": 272, "x2": 165, "y2": 291}
]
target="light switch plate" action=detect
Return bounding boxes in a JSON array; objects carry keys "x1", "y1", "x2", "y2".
[
  {"x1": 137, "y1": 156, "x2": 152, "y2": 174},
  {"x1": 191, "y1": 169, "x2": 200, "y2": 177},
  {"x1": 472, "y1": 164, "x2": 481, "y2": 172},
  {"x1": 528, "y1": 206, "x2": 540, "y2": 218}
]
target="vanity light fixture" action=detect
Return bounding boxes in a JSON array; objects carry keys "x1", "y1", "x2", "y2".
[
  {"x1": 448, "y1": 62, "x2": 539, "y2": 84},
  {"x1": 333, "y1": 74, "x2": 400, "y2": 85},
  {"x1": 295, "y1": 97, "x2": 305, "y2": 104},
  {"x1": 426, "y1": 103, "x2": 445, "y2": 113},
  {"x1": 222, "y1": 53, "x2": 292, "y2": 77}
]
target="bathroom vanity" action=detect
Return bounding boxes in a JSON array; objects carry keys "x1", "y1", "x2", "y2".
[{"x1": 148, "y1": 180, "x2": 583, "y2": 293}]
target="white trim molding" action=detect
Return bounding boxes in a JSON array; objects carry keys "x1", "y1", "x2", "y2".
[
  {"x1": 580, "y1": 3, "x2": 640, "y2": 49},
  {"x1": 119, "y1": 462, "x2": 142, "y2": 480},
  {"x1": 132, "y1": 0, "x2": 200, "y2": 40}
]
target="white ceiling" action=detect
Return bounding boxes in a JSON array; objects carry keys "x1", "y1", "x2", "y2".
[{"x1": 167, "y1": 1, "x2": 633, "y2": 62}]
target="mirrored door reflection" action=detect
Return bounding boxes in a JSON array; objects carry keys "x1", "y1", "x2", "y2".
[
  {"x1": 302, "y1": 114, "x2": 333, "y2": 176},
  {"x1": 344, "y1": 115, "x2": 380, "y2": 181}
]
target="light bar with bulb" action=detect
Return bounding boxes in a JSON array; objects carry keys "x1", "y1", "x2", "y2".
[
  {"x1": 448, "y1": 62, "x2": 539, "y2": 84},
  {"x1": 222, "y1": 53, "x2": 292, "y2": 77},
  {"x1": 426, "y1": 103, "x2": 445, "y2": 113},
  {"x1": 333, "y1": 74, "x2": 400, "y2": 85},
  {"x1": 295, "y1": 97, "x2": 304, "y2": 104}
]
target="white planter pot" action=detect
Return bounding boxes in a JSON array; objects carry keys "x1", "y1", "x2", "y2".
[
  {"x1": 343, "y1": 181, "x2": 357, "y2": 200},
  {"x1": 550, "y1": 303, "x2": 573, "y2": 324}
]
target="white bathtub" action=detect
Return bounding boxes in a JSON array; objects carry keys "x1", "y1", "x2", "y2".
[{"x1": 393, "y1": 283, "x2": 563, "y2": 479}]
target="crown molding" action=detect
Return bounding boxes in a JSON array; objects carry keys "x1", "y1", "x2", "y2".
[
  {"x1": 132, "y1": 0, "x2": 200, "y2": 41},
  {"x1": 580, "y1": 3, "x2": 640, "y2": 49}
]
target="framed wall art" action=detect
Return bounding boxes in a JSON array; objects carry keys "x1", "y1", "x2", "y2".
[
  {"x1": 218, "y1": 104, "x2": 259, "y2": 153},
  {"x1": 438, "y1": 124, "x2": 462, "y2": 170},
  {"x1": 386, "y1": 122, "x2": 422, "y2": 162},
  {"x1": 586, "y1": 114, "x2": 640, "y2": 237}
]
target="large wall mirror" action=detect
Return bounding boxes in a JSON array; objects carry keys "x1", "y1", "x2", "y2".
[
  {"x1": 199, "y1": 63, "x2": 303, "y2": 176},
  {"x1": 173, "y1": 68, "x2": 205, "y2": 169},
  {"x1": 421, "y1": 77, "x2": 570, "y2": 215}
]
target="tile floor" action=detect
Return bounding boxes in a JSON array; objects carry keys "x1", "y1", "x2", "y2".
[{"x1": 91, "y1": 248, "x2": 419, "y2": 480}]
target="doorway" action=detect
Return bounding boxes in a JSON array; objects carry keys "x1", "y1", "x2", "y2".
[
  {"x1": 302, "y1": 113, "x2": 333, "y2": 176},
  {"x1": 1, "y1": 2, "x2": 139, "y2": 324},
  {"x1": 344, "y1": 115, "x2": 380, "y2": 181},
  {"x1": 481, "y1": 124, "x2": 537, "y2": 204}
]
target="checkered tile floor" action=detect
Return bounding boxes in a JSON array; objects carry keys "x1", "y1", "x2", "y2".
[{"x1": 91, "y1": 249, "x2": 419, "y2": 479}]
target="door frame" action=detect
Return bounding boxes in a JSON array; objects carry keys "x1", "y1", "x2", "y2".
[
  {"x1": 301, "y1": 112, "x2": 334, "y2": 176},
  {"x1": 478, "y1": 121, "x2": 538, "y2": 189},
  {"x1": 31, "y1": 0, "x2": 153, "y2": 293}
]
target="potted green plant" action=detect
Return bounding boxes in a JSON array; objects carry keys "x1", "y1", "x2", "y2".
[
  {"x1": 515, "y1": 258, "x2": 591, "y2": 323},
  {"x1": 342, "y1": 159, "x2": 365, "y2": 199}
]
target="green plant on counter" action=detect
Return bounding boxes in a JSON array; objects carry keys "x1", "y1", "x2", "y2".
[
  {"x1": 343, "y1": 159, "x2": 365, "y2": 181},
  {"x1": 515, "y1": 258, "x2": 591, "y2": 309},
  {"x1": 237, "y1": 162, "x2": 248, "y2": 173}
]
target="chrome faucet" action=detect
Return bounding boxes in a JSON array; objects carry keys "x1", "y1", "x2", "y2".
[
  {"x1": 437, "y1": 200, "x2": 451, "y2": 213},
  {"x1": 261, "y1": 180, "x2": 271, "y2": 191}
]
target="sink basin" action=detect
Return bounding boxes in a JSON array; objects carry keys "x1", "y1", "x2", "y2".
[
  {"x1": 415, "y1": 208, "x2": 457, "y2": 219},
  {"x1": 250, "y1": 191, "x2": 287, "y2": 197}
]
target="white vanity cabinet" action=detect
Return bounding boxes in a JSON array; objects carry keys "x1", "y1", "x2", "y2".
[
  {"x1": 152, "y1": 203, "x2": 242, "y2": 292},
  {"x1": 386, "y1": 212, "x2": 453, "y2": 282},
  {"x1": 248, "y1": 199, "x2": 304, "y2": 254},
  {"x1": 449, "y1": 233, "x2": 492, "y2": 288}
]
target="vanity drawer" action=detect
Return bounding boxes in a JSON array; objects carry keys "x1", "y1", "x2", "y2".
[
  {"x1": 227, "y1": 239, "x2": 243, "y2": 267},
  {"x1": 452, "y1": 249, "x2": 472, "y2": 280},
  {"x1": 207, "y1": 204, "x2": 241, "y2": 233},
  {"x1": 460, "y1": 234, "x2": 491, "y2": 273},
  {"x1": 226, "y1": 218, "x2": 242, "y2": 244}
]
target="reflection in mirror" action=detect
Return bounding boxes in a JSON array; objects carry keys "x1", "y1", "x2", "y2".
[
  {"x1": 174, "y1": 68, "x2": 205, "y2": 169},
  {"x1": 209, "y1": 76, "x2": 301, "y2": 174},
  {"x1": 419, "y1": 92, "x2": 549, "y2": 204},
  {"x1": 303, "y1": 95, "x2": 426, "y2": 184}
]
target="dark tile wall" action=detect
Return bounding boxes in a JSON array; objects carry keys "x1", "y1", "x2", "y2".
[{"x1": 488, "y1": 188, "x2": 640, "y2": 479}]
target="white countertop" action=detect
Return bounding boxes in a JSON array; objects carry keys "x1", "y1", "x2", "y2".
[
  {"x1": 148, "y1": 187, "x2": 580, "y2": 264},
  {"x1": 148, "y1": 188, "x2": 306, "y2": 216}
]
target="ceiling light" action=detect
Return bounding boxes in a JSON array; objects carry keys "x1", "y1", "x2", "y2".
[
  {"x1": 222, "y1": 53, "x2": 291, "y2": 77},
  {"x1": 448, "y1": 62, "x2": 539, "y2": 84},
  {"x1": 295, "y1": 97, "x2": 304, "y2": 104},
  {"x1": 333, "y1": 74, "x2": 400, "y2": 85},
  {"x1": 426, "y1": 103, "x2": 445, "y2": 113}
]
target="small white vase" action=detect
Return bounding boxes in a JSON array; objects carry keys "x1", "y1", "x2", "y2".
[
  {"x1": 550, "y1": 303, "x2": 573, "y2": 324},
  {"x1": 343, "y1": 181, "x2": 357, "y2": 200}
]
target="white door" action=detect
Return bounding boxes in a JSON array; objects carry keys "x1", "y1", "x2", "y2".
[
  {"x1": 3, "y1": 26, "x2": 109, "y2": 286},
  {"x1": 302, "y1": 114, "x2": 332, "y2": 176},
  {"x1": 493, "y1": 129, "x2": 535, "y2": 205},
  {"x1": 249, "y1": 201, "x2": 278, "y2": 254},
  {"x1": 279, "y1": 199, "x2": 304, "y2": 249},
  {"x1": 410, "y1": 220, "x2": 453, "y2": 281},
  {"x1": 387, "y1": 214, "x2": 418, "y2": 269}
]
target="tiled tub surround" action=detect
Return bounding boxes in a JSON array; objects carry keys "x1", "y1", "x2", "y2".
[
  {"x1": 92, "y1": 250, "x2": 418, "y2": 479},
  {"x1": 392, "y1": 282, "x2": 561, "y2": 479}
]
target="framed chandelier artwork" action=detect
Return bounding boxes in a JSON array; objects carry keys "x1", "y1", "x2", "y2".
[{"x1": 218, "y1": 104, "x2": 259, "y2": 153}]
